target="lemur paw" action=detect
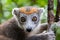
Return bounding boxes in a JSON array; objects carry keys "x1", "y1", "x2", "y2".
[
  {"x1": 35, "y1": 31, "x2": 55, "y2": 40},
  {"x1": 47, "y1": 33, "x2": 55, "y2": 40}
]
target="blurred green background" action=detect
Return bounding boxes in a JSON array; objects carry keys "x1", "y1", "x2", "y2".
[
  {"x1": 0, "y1": 0, "x2": 57, "y2": 23},
  {"x1": 0, "y1": 0, "x2": 60, "y2": 40}
]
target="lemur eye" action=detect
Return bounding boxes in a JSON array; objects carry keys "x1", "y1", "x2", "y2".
[
  {"x1": 21, "y1": 17, "x2": 26, "y2": 22},
  {"x1": 32, "y1": 16, "x2": 37, "y2": 21}
]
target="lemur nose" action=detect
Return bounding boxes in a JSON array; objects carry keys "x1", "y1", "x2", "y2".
[{"x1": 26, "y1": 28, "x2": 32, "y2": 32}]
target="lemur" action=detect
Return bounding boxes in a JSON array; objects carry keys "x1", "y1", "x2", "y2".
[{"x1": 0, "y1": 6, "x2": 55, "y2": 40}]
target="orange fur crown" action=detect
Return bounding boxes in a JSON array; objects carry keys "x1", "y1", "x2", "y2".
[{"x1": 19, "y1": 7, "x2": 38, "y2": 15}]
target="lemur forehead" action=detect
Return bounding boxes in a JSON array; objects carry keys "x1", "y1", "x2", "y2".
[{"x1": 19, "y1": 7, "x2": 38, "y2": 15}]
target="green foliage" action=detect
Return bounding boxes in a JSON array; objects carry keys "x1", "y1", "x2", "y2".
[
  {"x1": 37, "y1": 0, "x2": 48, "y2": 7},
  {"x1": 56, "y1": 28, "x2": 60, "y2": 40},
  {"x1": 0, "y1": 0, "x2": 49, "y2": 23},
  {"x1": 0, "y1": 0, "x2": 60, "y2": 40}
]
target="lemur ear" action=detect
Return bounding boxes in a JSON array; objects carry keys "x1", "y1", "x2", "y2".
[
  {"x1": 12, "y1": 8, "x2": 20, "y2": 16},
  {"x1": 38, "y1": 8, "x2": 44, "y2": 14}
]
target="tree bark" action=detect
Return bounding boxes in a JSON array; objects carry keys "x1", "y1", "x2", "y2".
[
  {"x1": 48, "y1": 0, "x2": 54, "y2": 30},
  {"x1": 55, "y1": 0, "x2": 60, "y2": 22}
]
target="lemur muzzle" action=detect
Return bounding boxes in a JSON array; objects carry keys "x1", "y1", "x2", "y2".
[{"x1": 26, "y1": 28, "x2": 32, "y2": 32}]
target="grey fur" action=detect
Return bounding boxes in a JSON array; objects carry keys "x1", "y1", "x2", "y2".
[
  {"x1": 0, "y1": 6, "x2": 55, "y2": 40},
  {"x1": 12, "y1": 7, "x2": 42, "y2": 31}
]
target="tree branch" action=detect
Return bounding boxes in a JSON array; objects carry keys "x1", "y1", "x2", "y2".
[
  {"x1": 48, "y1": 0, "x2": 54, "y2": 30},
  {"x1": 55, "y1": 0, "x2": 60, "y2": 22}
]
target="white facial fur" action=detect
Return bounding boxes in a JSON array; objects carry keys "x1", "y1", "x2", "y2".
[
  {"x1": 12, "y1": 7, "x2": 43, "y2": 32},
  {"x1": 19, "y1": 13, "x2": 40, "y2": 31}
]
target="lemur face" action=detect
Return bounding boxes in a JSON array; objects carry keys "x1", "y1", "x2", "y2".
[{"x1": 12, "y1": 6, "x2": 43, "y2": 32}]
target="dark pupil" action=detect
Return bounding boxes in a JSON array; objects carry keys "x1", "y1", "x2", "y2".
[
  {"x1": 21, "y1": 17, "x2": 26, "y2": 22},
  {"x1": 32, "y1": 16, "x2": 37, "y2": 21}
]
